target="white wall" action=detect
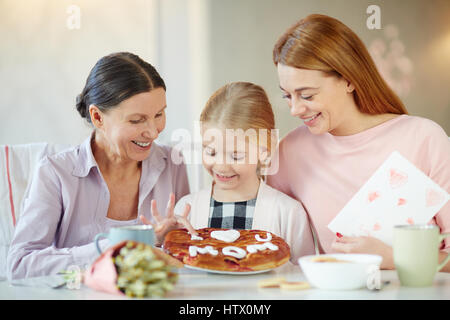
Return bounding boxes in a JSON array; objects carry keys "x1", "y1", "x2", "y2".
[
  {"x1": 0, "y1": 0, "x2": 211, "y2": 191},
  {"x1": 0, "y1": 0, "x2": 160, "y2": 145},
  {"x1": 1, "y1": 0, "x2": 449, "y2": 191}
]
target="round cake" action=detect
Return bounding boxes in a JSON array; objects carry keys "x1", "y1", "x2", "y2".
[{"x1": 163, "y1": 228, "x2": 291, "y2": 272}]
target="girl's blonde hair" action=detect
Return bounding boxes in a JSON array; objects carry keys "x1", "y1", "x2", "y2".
[
  {"x1": 273, "y1": 14, "x2": 408, "y2": 115},
  {"x1": 200, "y1": 82, "x2": 276, "y2": 174}
]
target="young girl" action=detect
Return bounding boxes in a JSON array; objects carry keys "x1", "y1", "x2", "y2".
[{"x1": 142, "y1": 82, "x2": 315, "y2": 263}]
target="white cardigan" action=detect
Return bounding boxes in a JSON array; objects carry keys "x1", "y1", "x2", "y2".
[{"x1": 174, "y1": 180, "x2": 316, "y2": 263}]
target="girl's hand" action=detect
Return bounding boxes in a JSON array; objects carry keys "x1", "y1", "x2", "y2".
[
  {"x1": 139, "y1": 193, "x2": 197, "y2": 246},
  {"x1": 331, "y1": 235, "x2": 394, "y2": 270}
]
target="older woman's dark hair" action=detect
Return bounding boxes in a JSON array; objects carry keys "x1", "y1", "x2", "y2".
[{"x1": 76, "y1": 52, "x2": 166, "y2": 123}]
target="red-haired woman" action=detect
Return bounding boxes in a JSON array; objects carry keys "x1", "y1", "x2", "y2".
[{"x1": 267, "y1": 14, "x2": 450, "y2": 270}]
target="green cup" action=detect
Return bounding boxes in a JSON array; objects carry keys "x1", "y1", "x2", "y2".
[
  {"x1": 94, "y1": 225, "x2": 155, "y2": 254},
  {"x1": 393, "y1": 224, "x2": 450, "y2": 287}
]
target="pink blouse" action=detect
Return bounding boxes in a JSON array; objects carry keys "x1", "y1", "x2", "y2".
[{"x1": 267, "y1": 115, "x2": 450, "y2": 253}]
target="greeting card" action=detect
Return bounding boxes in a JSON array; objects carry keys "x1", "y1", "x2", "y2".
[{"x1": 328, "y1": 151, "x2": 449, "y2": 245}]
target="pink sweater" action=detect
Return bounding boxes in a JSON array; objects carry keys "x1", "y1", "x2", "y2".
[{"x1": 267, "y1": 115, "x2": 450, "y2": 253}]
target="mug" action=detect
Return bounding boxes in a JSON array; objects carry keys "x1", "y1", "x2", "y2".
[
  {"x1": 393, "y1": 224, "x2": 450, "y2": 287},
  {"x1": 94, "y1": 225, "x2": 155, "y2": 254}
]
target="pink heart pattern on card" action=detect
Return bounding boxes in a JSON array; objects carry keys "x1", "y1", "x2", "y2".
[
  {"x1": 368, "y1": 191, "x2": 380, "y2": 202},
  {"x1": 328, "y1": 151, "x2": 450, "y2": 247},
  {"x1": 389, "y1": 168, "x2": 408, "y2": 189},
  {"x1": 426, "y1": 188, "x2": 445, "y2": 207}
]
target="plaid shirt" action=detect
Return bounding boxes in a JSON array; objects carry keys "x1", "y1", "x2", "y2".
[{"x1": 208, "y1": 197, "x2": 256, "y2": 229}]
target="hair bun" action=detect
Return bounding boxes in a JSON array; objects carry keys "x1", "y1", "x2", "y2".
[
  {"x1": 75, "y1": 52, "x2": 166, "y2": 125},
  {"x1": 76, "y1": 93, "x2": 88, "y2": 119}
]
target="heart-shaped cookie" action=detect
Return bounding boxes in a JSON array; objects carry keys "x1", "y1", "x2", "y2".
[{"x1": 210, "y1": 229, "x2": 240, "y2": 243}]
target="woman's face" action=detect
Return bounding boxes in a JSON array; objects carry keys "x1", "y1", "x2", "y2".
[
  {"x1": 277, "y1": 63, "x2": 356, "y2": 135},
  {"x1": 91, "y1": 87, "x2": 167, "y2": 162}
]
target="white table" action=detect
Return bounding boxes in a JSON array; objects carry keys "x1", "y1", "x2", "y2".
[{"x1": 1, "y1": 263, "x2": 450, "y2": 300}]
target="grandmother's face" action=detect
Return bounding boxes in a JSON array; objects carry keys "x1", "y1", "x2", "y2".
[
  {"x1": 93, "y1": 87, "x2": 166, "y2": 162},
  {"x1": 277, "y1": 63, "x2": 355, "y2": 135}
]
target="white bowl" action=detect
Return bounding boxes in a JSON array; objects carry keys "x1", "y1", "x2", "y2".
[{"x1": 298, "y1": 254, "x2": 382, "y2": 290}]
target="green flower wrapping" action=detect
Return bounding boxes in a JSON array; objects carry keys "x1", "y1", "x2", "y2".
[{"x1": 112, "y1": 241, "x2": 178, "y2": 298}]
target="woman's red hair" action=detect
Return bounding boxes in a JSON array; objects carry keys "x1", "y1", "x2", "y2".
[{"x1": 273, "y1": 14, "x2": 408, "y2": 115}]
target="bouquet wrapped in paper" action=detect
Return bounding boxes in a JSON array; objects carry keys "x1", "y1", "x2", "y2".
[{"x1": 84, "y1": 240, "x2": 183, "y2": 298}]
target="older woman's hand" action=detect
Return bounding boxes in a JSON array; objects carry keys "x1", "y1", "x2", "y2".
[
  {"x1": 139, "y1": 193, "x2": 197, "y2": 246},
  {"x1": 331, "y1": 235, "x2": 395, "y2": 270}
]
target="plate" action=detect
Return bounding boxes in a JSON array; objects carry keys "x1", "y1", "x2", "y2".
[{"x1": 183, "y1": 264, "x2": 276, "y2": 275}]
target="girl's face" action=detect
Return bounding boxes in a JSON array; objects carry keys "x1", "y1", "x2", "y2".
[
  {"x1": 90, "y1": 88, "x2": 167, "y2": 162},
  {"x1": 277, "y1": 63, "x2": 357, "y2": 135},
  {"x1": 201, "y1": 124, "x2": 261, "y2": 194}
]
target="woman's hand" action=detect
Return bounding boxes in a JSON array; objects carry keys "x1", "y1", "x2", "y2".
[
  {"x1": 331, "y1": 235, "x2": 395, "y2": 270},
  {"x1": 139, "y1": 193, "x2": 197, "y2": 246}
]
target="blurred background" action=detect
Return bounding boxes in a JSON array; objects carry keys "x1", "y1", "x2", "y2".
[{"x1": 1, "y1": 0, "x2": 449, "y2": 191}]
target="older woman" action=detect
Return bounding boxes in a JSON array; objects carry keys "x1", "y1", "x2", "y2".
[
  {"x1": 267, "y1": 14, "x2": 450, "y2": 270},
  {"x1": 7, "y1": 52, "x2": 192, "y2": 279}
]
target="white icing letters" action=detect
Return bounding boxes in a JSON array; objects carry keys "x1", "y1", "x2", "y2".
[
  {"x1": 247, "y1": 242, "x2": 279, "y2": 254},
  {"x1": 255, "y1": 232, "x2": 272, "y2": 242},
  {"x1": 222, "y1": 246, "x2": 247, "y2": 259},
  {"x1": 189, "y1": 246, "x2": 218, "y2": 257},
  {"x1": 188, "y1": 231, "x2": 280, "y2": 259}
]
